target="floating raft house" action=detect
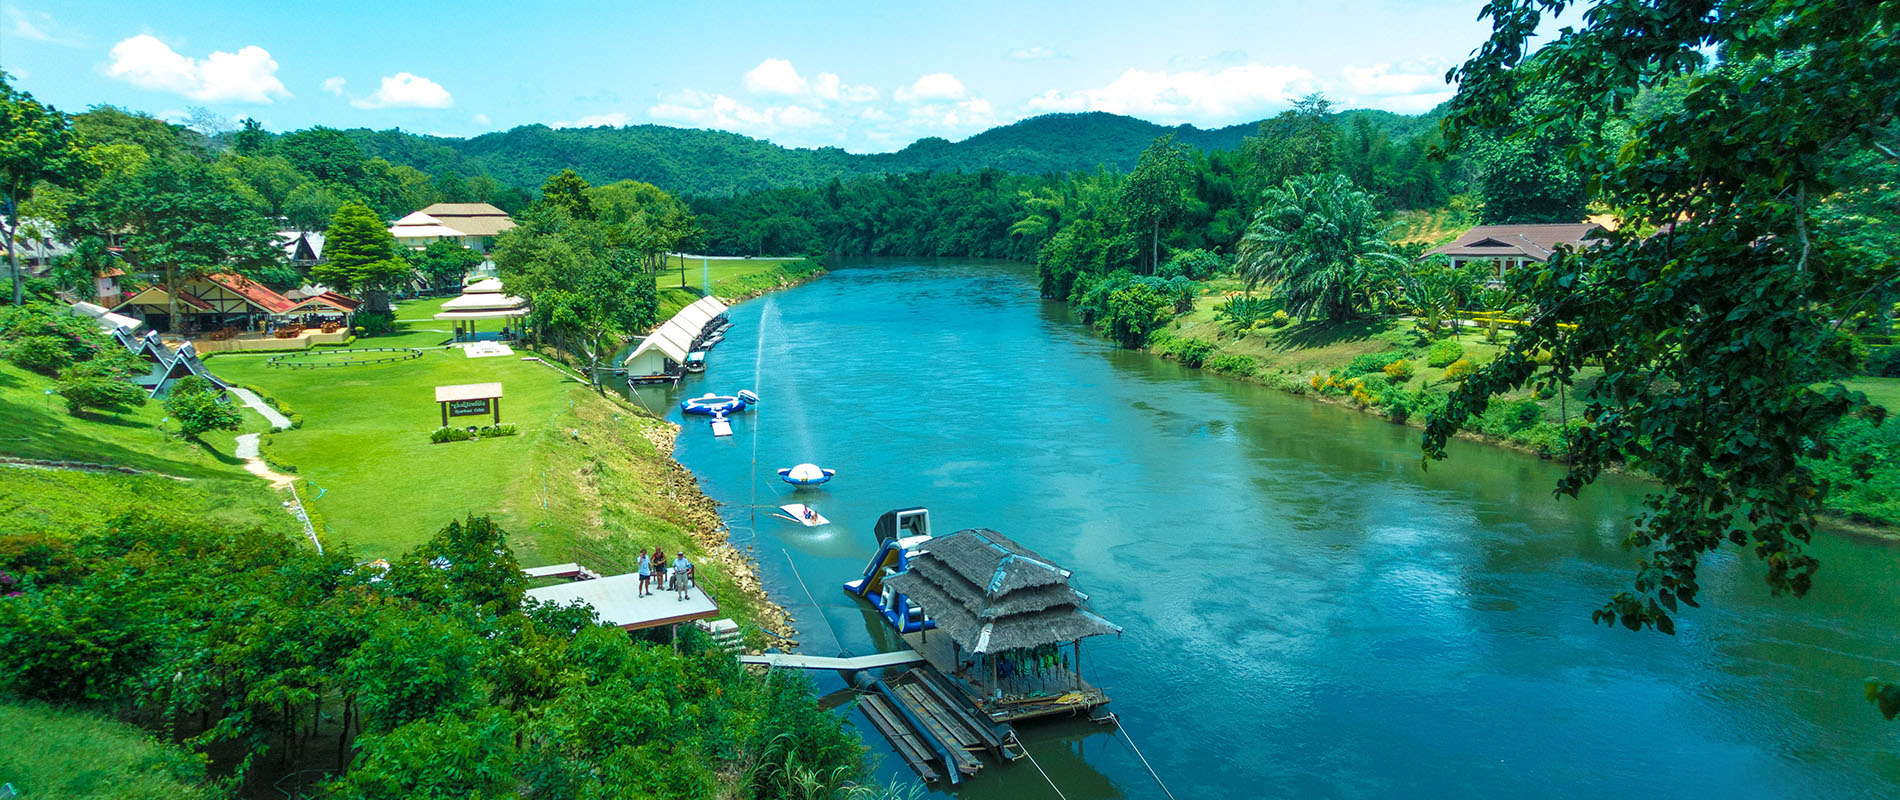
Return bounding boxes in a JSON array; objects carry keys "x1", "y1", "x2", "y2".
[
  {"x1": 885, "y1": 528, "x2": 1121, "y2": 723},
  {"x1": 622, "y1": 295, "x2": 731, "y2": 384}
]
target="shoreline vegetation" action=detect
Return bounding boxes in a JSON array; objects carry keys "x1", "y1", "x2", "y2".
[{"x1": 1131, "y1": 285, "x2": 1900, "y2": 541}]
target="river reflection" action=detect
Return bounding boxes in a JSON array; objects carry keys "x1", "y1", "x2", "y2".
[{"x1": 660, "y1": 259, "x2": 1900, "y2": 800}]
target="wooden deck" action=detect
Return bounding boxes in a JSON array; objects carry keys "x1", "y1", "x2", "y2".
[{"x1": 900, "y1": 630, "x2": 1110, "y2": 723}]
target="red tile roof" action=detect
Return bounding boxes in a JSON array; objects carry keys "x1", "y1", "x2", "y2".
[{"x1": 208, "y1": 273, "x2": 299, "y2": 314}]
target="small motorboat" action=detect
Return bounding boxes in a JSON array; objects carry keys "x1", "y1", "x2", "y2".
[
  {"x1": 680, "y1": 392, "x2": 750, "y2": 416},
  {"x1": 683, "y1": 352, "x2": 707, "y2": 373},
  {"x1": 777, "y1": 463, "x2": 836, "y2": 487},
  {"x1": 709, "y1": 411, "x2": 733, "y2": 437},
  {"x1": 773, "y1": 503, "x2": 829, "y2": 527}
]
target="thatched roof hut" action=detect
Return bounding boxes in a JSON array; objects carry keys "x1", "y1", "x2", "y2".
[{"x1": 884, "y1": 528, "x2": 1119, "y2": 655}]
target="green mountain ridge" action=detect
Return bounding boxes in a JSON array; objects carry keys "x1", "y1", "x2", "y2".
[{"x1": 345, "y1": 109, "x2": 1443, "y2": 197}]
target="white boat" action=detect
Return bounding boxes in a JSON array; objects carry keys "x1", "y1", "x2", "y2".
[{"x1": 773, "y1": 503, "x2": 829, "y2": 527}]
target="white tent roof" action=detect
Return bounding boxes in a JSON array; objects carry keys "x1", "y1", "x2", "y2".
[
  {"x1": 626, "y1": 328, "x2": 690, "y2": 365},
  {"x1": 674, "y1": 303, "x2": 714, "y2": 332},
  {"x1": 463, "y1": 277, "x2": 505, "y2": 293},
  {"x1": 434, "y1": 277, "x2": 527, "y2": 319}
]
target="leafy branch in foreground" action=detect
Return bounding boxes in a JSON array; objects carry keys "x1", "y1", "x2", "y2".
[{"x1": 1424, "y1": 0, "x2": 1900, "y2": 635}]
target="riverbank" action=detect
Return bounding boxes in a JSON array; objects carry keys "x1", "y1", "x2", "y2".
[{"x1": 1140, "y1": 291, "x2": 1900, "y2": 536}]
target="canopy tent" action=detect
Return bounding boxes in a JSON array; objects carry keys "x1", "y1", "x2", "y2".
[{"x1": 434, "y1": 278, "x2": 529, "y2": 340}]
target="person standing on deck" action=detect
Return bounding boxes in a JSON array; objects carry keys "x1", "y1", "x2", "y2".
[
  {"x1": 673, "y1": 551, "x2": 693, "y2": 600},
  {"x1": 637, "y1": 550, "x2": 652, "y2": 597},
  {"x1": 652, "y1": 546, "x2": 669, "y2": 590}
]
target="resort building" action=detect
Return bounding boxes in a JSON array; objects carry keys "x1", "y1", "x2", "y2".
[
  {"x1": 390, "y1": 202, "x2": 516, "y2": 252},
  {"x1": 112, "y1": 273, "x2": 359, "y2": 338},
  {"x1": 1425, "y1": 222, "x2": 1606, "y2": 281},
  {"x1": 276, "y1": 230, "x2": 326, "y2": 267}
]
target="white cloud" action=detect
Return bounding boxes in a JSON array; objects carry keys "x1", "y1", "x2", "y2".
[
  {"x1": 350, "y1": 72, "x2": 453, "y2": 109},
  {"x1": 551, "y1": 112, "x2": 632, "y2": 128},
  {"x1": 1025, "y1": 64, "x2": 1315, "y2": 124},
  {"x1": 321, "y1": 76, "x2": 346, "y2": 95},
  {"x1": 648, "y1": 90, "x2": 830, "y2": 135},
  {"x1": 472, "y1": 113, "x2": 491, "y2": 126},
  {"x1": 104, "y1": 35, "x2": 289, "y2": 104},
  {"x1": 742, "y1": 58, "x2": 809, "y2": 97},
  {"x1": 1337, "y1": 62, "x2": 1455, "y2": 113},
  {"x1": 1007, "y1": 46, "x2": 1065, "y2": 62},
  {"x1": 7, "y1": 8, "x2": 82, "y2": 46},
  {"x1": 813, "y1": 72, "x2": 878, "y2": 103},
  {"x1": 895, "y1": 73, "x2": 967, "y2": 103}
]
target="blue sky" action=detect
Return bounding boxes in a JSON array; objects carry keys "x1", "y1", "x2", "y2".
[{"x1": 2, "y1": 0, "x2": 1540, "y2": 152}]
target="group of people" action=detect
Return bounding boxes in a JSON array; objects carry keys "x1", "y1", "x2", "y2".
[{"x1": 637, "y1": 546, "x2": 695, "y2": 600}]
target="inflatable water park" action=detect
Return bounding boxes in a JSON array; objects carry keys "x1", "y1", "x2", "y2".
[{"x1": 777, "y1": 463, "x2": 835, "y2": 487}]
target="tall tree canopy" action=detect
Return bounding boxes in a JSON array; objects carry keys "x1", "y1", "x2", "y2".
[
  {"x1": 1425, "y1": 1, "x2": 1900, "y2": 651},
  {"x1": 76, "y1": 158, "x2": 281, "y2": 326},
  {"x1": 0, "y1": 72, "x2": 92, "y2": 304},
  {"x1": 1237, "y1": 173, "x2": 1400, "y2": 322},
  {"x1": 1119, "y1": 135, "x2": 1193, "y2": 273},
  {"x1": 315, "y1": 202, "x2": 408, "y2": 311},
  {"x1": 537, "y1": 169, "x2": 595, "y2": 221}
]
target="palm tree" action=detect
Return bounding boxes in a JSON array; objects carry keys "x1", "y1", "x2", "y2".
[{"x1": 1237, "y1": 173, "x2": 1402, "y2": 322}]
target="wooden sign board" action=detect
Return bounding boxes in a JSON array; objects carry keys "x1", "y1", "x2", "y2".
[{"x1": 435, "y1": 382, "x2": 503, "y2": 427}]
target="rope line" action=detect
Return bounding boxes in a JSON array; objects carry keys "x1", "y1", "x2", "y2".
[
  {"x1": 1105, "y1": 712, "x2": 1177, "y2": 800},
  {"x1": 1009, "y1": 733, "x2": 1069, "y2": 800},
  {"x1": 781, "y1": 549, "x2": 847, "y2": 656}
]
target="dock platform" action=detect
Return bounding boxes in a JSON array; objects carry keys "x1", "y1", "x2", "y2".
[{"x1": 901, "y1": 630, "x2": 1110, "y2": 723}]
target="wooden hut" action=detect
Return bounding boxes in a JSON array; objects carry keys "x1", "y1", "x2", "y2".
[{"x1": 884, "y1": 528, "x2": 1120, "y2": 722}]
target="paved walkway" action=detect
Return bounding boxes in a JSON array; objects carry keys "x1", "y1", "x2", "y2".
[
  {"x1": 229, "y1": 387, "x2": 292, "y2": 430},
  {"x1": 233, "y1": 433, "x2": 295, "y2": 489}
]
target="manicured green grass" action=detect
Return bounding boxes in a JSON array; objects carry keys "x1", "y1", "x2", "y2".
[
  {"x1": 0, "y1": 701, "x2": 219, "y2": 800},
  {"x1": 657, "y1": 254, "x2": 795, "y2": 293},
  {"x1": 1847, "y1": 377, "x2": 1900, "y2": 411},
  {"x1": 0, "y1": 360, "x2": 258, "y2": 479},
  {"x1": 391, "y1": 294, "x2": 455, "y2": 321},
  {"x1": 0, "y1": 468, "x2": 298, "y2": 539}
]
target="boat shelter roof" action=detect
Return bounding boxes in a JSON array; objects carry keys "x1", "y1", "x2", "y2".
[{"x1": 524, "y1": 572, "x2": 718, "y2": 631}]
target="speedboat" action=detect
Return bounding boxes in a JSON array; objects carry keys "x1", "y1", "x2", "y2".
[
  {"x1": 777, "y1": 463, "x2": 836, "y2": 487},
  {"x1": 680, "y1": 392, "x2": 750, "y2": 415}
]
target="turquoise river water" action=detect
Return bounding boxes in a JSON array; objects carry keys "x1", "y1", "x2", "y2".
[{"x1": 643, "y1": 259, "x2": 1900, "y2": 799}]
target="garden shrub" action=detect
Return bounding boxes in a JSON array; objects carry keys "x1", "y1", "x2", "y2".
[
  {"x1": 1443, "y1": 358, "x2": 1476, "y2": 381},
  {"x1": 1216, "y1": 296, "x2": 1275, "y2": 332},
  {"x1": 163, "y1": 376, "x2": 241, "y2": 439},
  {"x1": 1268, "y1": 310, "x2": 1291, "y2": 328},
  {"x1": 430, "y1": 424, "x2": 520, "y2": 444},
  {"x1": 1158, "y1": 248, "x2": 1229, "y2": 280},
  {"x1": 289, "y1": 414, "x2": 304, "y2": 430},
  {"x1": 1479, "y1": 398, "x2": 1547, "y2": 435},
  {"x1": 1426, "y1": 339, "x2": 1465, "y2": 368},
  {"x1": 1204, "y1": 353, "x2": 1256, "y2": 376},
  {"x1": 1346, "y1": 351, "x2": 1405, "y2": 375},
  {"x1": 1168, "y1": 337, "x2": 1217, "y2": 368},
  {"x1": 1383, "y1": 359, "x2": 1415, "y2": 382}
]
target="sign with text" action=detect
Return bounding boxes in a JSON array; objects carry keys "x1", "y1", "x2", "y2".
[{"x1": 448, "y1": 398, "x2": 492, "y2": 417}]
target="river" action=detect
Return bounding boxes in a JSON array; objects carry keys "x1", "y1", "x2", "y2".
[{"x1": 646, "y1": 258, "x2": 1900, "y2": 799}]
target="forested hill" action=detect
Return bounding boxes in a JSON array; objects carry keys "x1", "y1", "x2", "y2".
[{"x1": 344, "y1": 109, "x2": 1439, "y2": 196}]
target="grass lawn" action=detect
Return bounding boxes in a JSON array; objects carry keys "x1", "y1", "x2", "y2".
[
  {"x1": 0, "y1": 701, "x2": 218, "y2": 800},
  {"x1": 656, "y1": 254, "x2": 794, "y2": 292},
  {"x1": 0, "y1": 360, "x2": 259, "y2": 479},
  {"x1": 391, "y1": 294, "x2": 455, "y2": 321},
  {"x1": 1847, "y1": 377, "x2": 1900, "y2": 411},
  {"x1": 214, "y1": 320, "x2": 779, "y2": 626},
  {"x1": 0, "y1": 468, "x2": 299, "y2": 539}
]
